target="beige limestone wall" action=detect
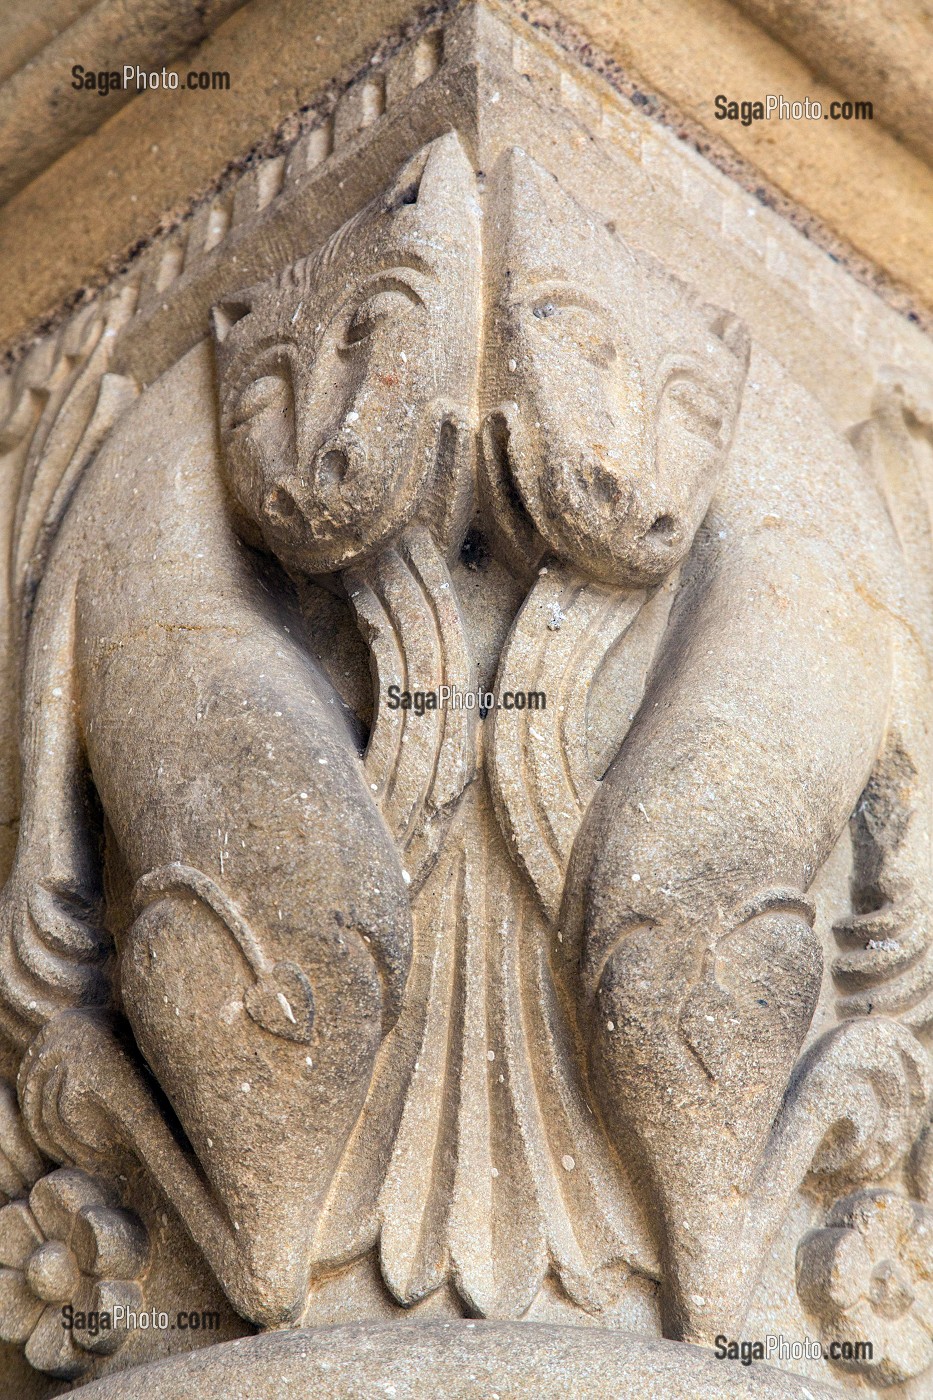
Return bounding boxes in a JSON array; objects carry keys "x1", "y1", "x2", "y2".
[
  {"x1": 534, "y1": 0, "x2": 933, "y2": 312},
  {"x1": 0, "y1": 0, "x2": 447, "y2": 352}
]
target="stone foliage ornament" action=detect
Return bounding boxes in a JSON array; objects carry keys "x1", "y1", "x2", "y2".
[{"x1": 0, "y1": 5, "x2": 932, "y2": 1395}]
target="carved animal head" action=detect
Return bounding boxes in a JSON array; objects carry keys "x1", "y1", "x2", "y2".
[
  {"x1": 481, "y1": 149, "x2": 750, "y2": 587},
  {"x1": 212, "y1": 133, "x2": 481, "y2": 576}
]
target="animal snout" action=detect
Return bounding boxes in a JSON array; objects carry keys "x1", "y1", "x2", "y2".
[{"x1": 605, "y1": 502, "x2": 686, "y2": 579}]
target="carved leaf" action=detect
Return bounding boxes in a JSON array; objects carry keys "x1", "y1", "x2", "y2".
[
  {"x1": 347, "y1": 525, "x2": 475, "y2": 888},
  {"x1": 487, "y1": 560, "x2": 676, "y2": 919},
  {"x1": 312, "y1": 823, "x2": 660, "y2": 1317}
]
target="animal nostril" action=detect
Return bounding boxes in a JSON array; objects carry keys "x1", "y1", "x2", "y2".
[
  {"x1": 267, "y1": 486, "x2": 298, "y2": 521},
  {"x1": 318, "y1": 448, "x2": 349, "y2": 488},
  {"x1": 647, "y1": 513, "x2": 677, "y2": 544},
  {"x1": 590, "y1": 466, "x2": 620, "y2": 507}
]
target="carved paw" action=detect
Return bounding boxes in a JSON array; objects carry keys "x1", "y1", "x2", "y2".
[
  {"x1": 17, "y1": 1009, "x2": 304, "y2": 1326},
  {"x1": 119, "y1": 874, "x2": 394, "y2": 1313},
  {"x1": 587, "y1": 906, "x2": 821, "y2": 1341}
]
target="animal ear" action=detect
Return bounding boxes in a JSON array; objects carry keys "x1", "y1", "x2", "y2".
[
  {"x1": 383, "y1": 161, "x2": 426, "y2": 214},
  {"x1": 211, "y1": 298, "x2": 253, "y2": 344},
  {"x1": 701, "y1": 305, "x2": 750, "y2": 371},
  {"x1": 383, "y1": 132, "x2": 476, "y2": 219}
]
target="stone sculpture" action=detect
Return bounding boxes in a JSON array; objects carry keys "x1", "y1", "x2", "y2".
[
  {"x1": 0, "y1": 1168, "x2": 148, "y2": 1379},
  {"x1": 0, "y1": 27, "x2": 931, "y2": 1394}
]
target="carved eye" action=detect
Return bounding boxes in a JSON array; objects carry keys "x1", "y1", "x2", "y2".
[
  {"x1": 664, "y1": 378, "x2": 724, "y2": 445},
  {"x1": 345, "y1": 288, "x2": 417, "y2": 346},
  {"x1": 230, "y1": 373, "x2": 290, "y2": 429}
]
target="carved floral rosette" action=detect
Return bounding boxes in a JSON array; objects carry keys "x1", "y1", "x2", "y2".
[
  {"x1": 798, "y1": 1189, "x2": 933, "y2": 1386},
  {"x1": 0, "y1": 1167, "x2": 148, "y2": 1380}
]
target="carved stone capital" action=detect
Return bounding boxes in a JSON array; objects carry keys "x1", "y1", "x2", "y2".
[{"x1": 0, "y1": 2, "x2": 932, "y2": 1395}]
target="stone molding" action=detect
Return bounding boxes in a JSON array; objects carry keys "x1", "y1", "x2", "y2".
[{"x1": 1, "y1": 0, "x2": 933, "y2": 354}]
